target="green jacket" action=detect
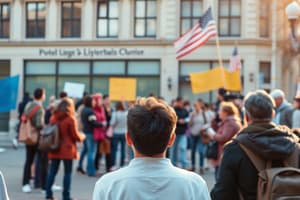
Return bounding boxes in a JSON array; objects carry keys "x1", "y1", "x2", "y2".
[{"x1": 24, "y1": 101, "x2": 45, "y2": 130}]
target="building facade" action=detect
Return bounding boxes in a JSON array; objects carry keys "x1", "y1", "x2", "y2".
[{"x1": 0, "y1": 0, "x2": 288, "y2": 131}]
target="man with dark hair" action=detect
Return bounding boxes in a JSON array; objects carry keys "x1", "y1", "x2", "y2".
[
  {"x1": 170, "y1": 97, "x2": 189, "y2": 169},
  {"x1": 211, "y1": 90, "x2": 300, "y2": 199},
  {"x1": 22, "y1": 88, "x2": 46, "y2": 193},
  {"x1": 93, "y1": 97, "x2": 210, "y2": 200},
  {"x1": 59, "y1": 91, "x2": 68, "y2": 99}
]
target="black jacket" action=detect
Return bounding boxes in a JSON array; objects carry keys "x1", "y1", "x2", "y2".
[
  {"x1": 81, "y1": 107, "x2": 103, "y2": 134},
  {"x1": 211, "y1": 123, "x2": 300, "y2": 200},
  {"x1": 174, "y1": 107, "x2": 189, "y2": 135}
]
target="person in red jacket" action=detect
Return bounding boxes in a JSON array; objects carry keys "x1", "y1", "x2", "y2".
[{"x1": 45, "y1": 98, "x2": 85, "y2": 200}]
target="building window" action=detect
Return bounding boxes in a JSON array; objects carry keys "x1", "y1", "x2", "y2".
[
  {"x1": 259, "y1": 62, "x2": 271, "y2": 88},
  {"x1": 97, "y1": 0, "x2": 119, "y2": 38},
  {"x1": 260, "y1": 1, "x2": 269, "y2": 38},
  {"x1": 134, "y1": 0, "x2": 156, "y2": 38},
  {"x1": 26, "y1": 2, "x2": 46, "y2": 38},
  {"x1": 180, "y1": 0, "x2": 203, "y2": 34},
  {"x1": 25, "y1": 60, "x2": 160, "y2": 101},
  {"x1": 0, "y1": 3, "x2": 10, "y2": 38},
  {"x1": 61, "y1": 1, "x2": 81, "y2": 38},
  {"x1": 218, "y1": 0, "x2": 241, "y2": 37}
]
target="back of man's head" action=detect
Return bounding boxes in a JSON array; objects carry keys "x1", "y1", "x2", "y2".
[
  {"x1": 127, "y1": 97, "x2": 177, "y2": 156},
  {"x1": 34, "y1": 88, "x2": 45, "y2": 100},
  {"x1": 244, "y1": 90, "x2": 275, "y2": 122},
  {"x1": 270, "y1": 89, "x2": 285, "y2": 99}
]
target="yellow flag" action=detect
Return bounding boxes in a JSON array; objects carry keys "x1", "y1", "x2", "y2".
[
  {"x1": 109, "y1": 78, "x2": 137, "y2": 101},
  {"x1": 190, "y1": 67, "x2": 242, "y2": 93}
]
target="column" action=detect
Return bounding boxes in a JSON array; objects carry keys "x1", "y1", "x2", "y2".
[
  {"x1": 160, "y1": 47, "x2": 179, "y2": 103},
  {"x1": 119, "y1": 0, "x2": 131, "y2": 40},
  {"x1": 271, "y1": 0, "x2": 278, "y2": 90},
  {"x1": 82, "y1": 0, "x2": 93, "y2": 40},
  {"x1": 11, "y1": 0, "x2": 22, "y2": 41},
  {"x1": 47, "y1": 0, "x2": 58, "y2": 40}
]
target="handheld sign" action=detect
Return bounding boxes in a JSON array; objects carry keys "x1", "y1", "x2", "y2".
[
  {"x1": 63, "y1": 82, "x2": 85, "y2": 98},
  {"x1": 109, "y1": 78, "x2": 136, "y2": 101}
]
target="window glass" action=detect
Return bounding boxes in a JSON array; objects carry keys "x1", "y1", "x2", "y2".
[
  {"x1": 128, "y1": 61, "x2": 160, "y2": 75},
  {"x1": 135, "y1": 19, "x2": 145, "y2": 36},
  {"x1": 98, "y1": 19, "x2": 107, "y2": 36},
  {"x1": 26, "y1": 2, "x2": 46, "y2": 38},
  {"x1": 92, "y1": 77, "x2": 109, "y2": 95},
  {"x1": 219, "y1": 18, "x2": 229, "y2": 35},
  {"x1": 180, "y1": 62, "x2": 210, "y2": 76},
  {"x1": 26, "y1": 62, "x2": 56, "y2": 75},
  {"x1": 58, "y1": 62, "x2": 89, "y2": 75},
  {"x1": 109, "y1": 1, "x2": 118, "y2": 18},
  {"x1": 192, "y1": 1, "x2": 202, "y2": 17},
  {"x1": 99, "y1": 3, "x2": 107, "y2": 17},
  {"x1": 181, "y1": 19, "x2": 191, "y2": 34},
  {"x1": 182, "y1": 1, "x2": 191, "y2": 17},
  {"x1": 219, "y1": 0, "x2": 229, "y2": 16},
  {"x1": 109, "y1": 19, "x2": 118, "y2": 36},
  {"x1": 62, "y1": 2, "x2": 81, "y2": 38},
  {"x1": 259, "y1": 62, "x2": 271, "y2": 84},
  {"x1": 93, "y1": 61, "x2": 125, "y2": 74},
  {"x1": 27, "y1": 3, "x2": 36, "y2": 20},
  {"x1": 25, "y1": 76, "x2": 55, "y2": 107},
  {"x1": 2, "y1": 4, "x2": 9, "y2": 18},
  {"x1": 230, "y1": 19, "x2": 240, "y2": 35},
  {"x1": 146, "y1": 19, "x2": 156, "y2": 35},
  {"x1": 231, "y1": 0, "x2": 241, "y2": 16},
  {"x1": 147, "y1": 1, "x2": 156, "y2": 17},
  {"x1": 136, "y1": 1, "x2": 146, "y2": 17},
  {"x1": 136, "y1": 77, "x2": 160, "y2": 98}
]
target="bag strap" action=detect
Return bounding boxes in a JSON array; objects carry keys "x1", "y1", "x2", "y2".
[
  {"x1": 285, "y1": 146, "x2": 299, "y2": 168},
  {"x1": 202, "y1": 110, "x2": 207, "y2": 124},
  {"x1": 238, "y1": 142, "x2": 266, "y2": 172},
  {"x1": 27, "y1": 105, "x2": 41, "y2": 119}
]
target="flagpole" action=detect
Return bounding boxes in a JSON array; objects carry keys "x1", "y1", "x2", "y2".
[{"x1": 215, "y1": 35, "x2": 224, "y2": 68}]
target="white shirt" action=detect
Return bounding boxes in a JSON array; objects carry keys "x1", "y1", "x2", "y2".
[
  {"x1": 93, "y1": 158, "x2": 211, "y2": 200},
  {"x1": 110, "y1": 111, "x2": 128, "y2": 134}
]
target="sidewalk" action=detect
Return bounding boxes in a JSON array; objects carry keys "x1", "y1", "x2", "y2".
[{"x1": 0, "y1": 147, "x2": 215, "y2": 200}]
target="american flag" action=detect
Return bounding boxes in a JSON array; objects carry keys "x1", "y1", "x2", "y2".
[
  {"x1": 174, "y1": 7, "x2": 217, "y2": 60},
  {"x1": 229, "y1": 46, "x2": 241, "y2": 72}
]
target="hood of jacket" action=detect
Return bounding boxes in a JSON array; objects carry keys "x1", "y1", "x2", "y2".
[{"x1": 235, "y1": 123, "x2": 299, "y2": 160}]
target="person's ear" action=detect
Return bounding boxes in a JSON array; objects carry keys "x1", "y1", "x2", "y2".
[
  {"x1": 245, "y1": 112, "x2": 251, "y2": 124},
  {"x1": 272, "y1": 110, "x2": 275, "y2": 119},
  {"x1": 167, "y1": 133, "x2": 176, "y2": 148},
  {"x1": 126, "y1": 132, "x2": 133, "y2": 146}
]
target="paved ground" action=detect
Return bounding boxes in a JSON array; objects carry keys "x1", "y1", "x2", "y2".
[{"x1": 0, "y1": 146, "x2": 215, "y2": 200}]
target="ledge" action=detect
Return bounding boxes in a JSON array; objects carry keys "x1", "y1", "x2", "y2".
[{"x1": 0, "y1": 38, "x2": 273, "y2": 47}]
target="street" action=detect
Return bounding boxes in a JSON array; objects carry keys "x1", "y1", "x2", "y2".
[{"x1": 0, "y1": 146, "x2": 215, "y2": 200}]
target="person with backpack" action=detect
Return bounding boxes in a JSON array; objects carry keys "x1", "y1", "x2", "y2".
[
  {"x1": 211, "y1": 90, "x2": 300, "y2": 200},
  {"x1": 21, "y1": 88, "x2": 45, "y2": 193},
  {"x1": 45, "y1": 98, "x2": 85, "y2": 200}
]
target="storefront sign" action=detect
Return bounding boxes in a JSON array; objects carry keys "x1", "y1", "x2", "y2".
[{"x1": 39, "y1": 48, "x2": 144, "y2": 58}]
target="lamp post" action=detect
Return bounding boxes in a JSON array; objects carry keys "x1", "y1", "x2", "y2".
[
  {"x1": 286, "y1": 1, "x2": 300, "y2": 98},
  {"x1": 286, "y1": 1, "x2": 300, "y2": 51}
]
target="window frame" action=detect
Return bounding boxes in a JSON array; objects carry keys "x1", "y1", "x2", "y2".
[
  {"x1": 218, "y1": 0, "x2": 241, "y2": 37},
  {"x1": 96, "y1": 0, "x2": 119, "y2": 38},
  {"x1": 180, "y1": 0, "x2": 203, "y2": 35},
  {"x1": 0, "y1": 3, "x2": 10, "y2": 39},
  {"x1": 134, "y1": 0, "x2": 157, "y2": 38},
  {"x1": 259, "y1": 1, "x2": 269, "y2": 38},
  {"x1": 26, "y1": 2, "x2": 46, "y2": 38},
  {"x1": 61, "y1": 1, "x2": 81, "y2": 38},
  {"x1": 24, "y1": 59, "x2": 161, "y2": 97}
]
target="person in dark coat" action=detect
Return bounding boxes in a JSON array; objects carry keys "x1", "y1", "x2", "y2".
[{"x1": 211, "y1": 90, "x2": 300, "y2": 200}]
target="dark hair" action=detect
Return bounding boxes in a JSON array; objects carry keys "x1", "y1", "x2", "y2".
[
  {"x1": 59, "y1": 91, "x2": 68, "y2": 98},
  {"x1": 103, "y1": 94, "x2": 109, "y2": 100},
  {"x1": 244, "y1": 90, "x2": 275, "y2": 122},
  {"x1": 34, "y1": 88, "x2": 45, "y2": 100},
  {"x1": 115, "y1": 101, "x2": 125, "y2": 111},
  {"x1": 218, "y1": 88, "x2": 227, "y2": 96},
  {"x1": 176, "y1": 97, "x2": 183, "y2": 102},
  {"x1": 56, "y1": 98, "x2": 75, "y2": 116},
  {"x1": 84, "y1": 96, "x2": 93, "y2": 108},
  {"x1": 127, "y1": 97, "x2": 177, "y2": 156}
]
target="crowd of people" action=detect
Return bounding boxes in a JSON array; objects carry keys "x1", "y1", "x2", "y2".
[{"x1": 12, "y1": 87, "x2": 300, "y2": 200}]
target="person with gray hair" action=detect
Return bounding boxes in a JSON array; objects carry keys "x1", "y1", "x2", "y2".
[
  {"x1": 211, "y1": 90, "x2": 300, "y2": 200},
  {"x1": 270, "y1": 89, "x2": 293, "y2": 127}
]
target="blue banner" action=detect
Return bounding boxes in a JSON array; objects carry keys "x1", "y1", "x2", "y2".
[{"x1": 0, "y1": 75, "x2": 19, "y2": 112}]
